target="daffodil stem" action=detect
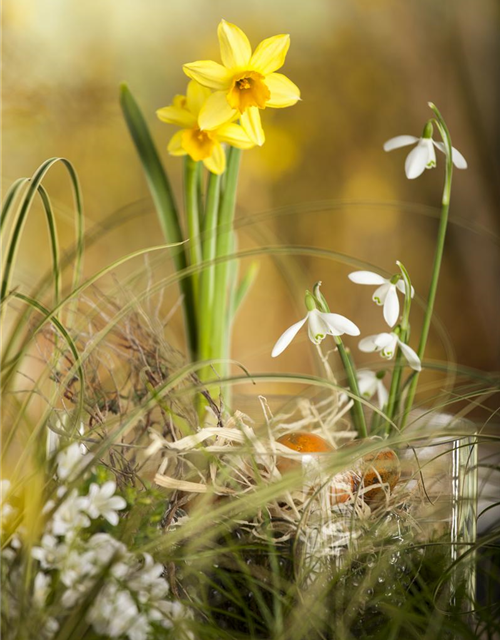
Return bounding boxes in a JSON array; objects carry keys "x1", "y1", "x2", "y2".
[
  {"x1": 199, "y1": 171, "x2": 221, "y2": 369},
  {"x1": 334, "y1": 337, "x2": 368, "y2": 438},
  {"x1": 401, "y1": 103, "x2": 454, "y2": 429},
  {"x1": 211, "y1": 148, "x2": 242, "y2": 397},
  {"x1": 184, "y1": 157, "x2": 203, "y2": 306}
]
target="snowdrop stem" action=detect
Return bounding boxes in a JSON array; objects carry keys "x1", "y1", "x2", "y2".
[
  {"x1": 312, "y1": 282, "x2": 367, "y2": 436},
  {"x1": 401, "y1": 103, "x2": 454, "y2": 429},
  {"x1": 334, "y1": 337, "x2": 368, "y2": 438}
]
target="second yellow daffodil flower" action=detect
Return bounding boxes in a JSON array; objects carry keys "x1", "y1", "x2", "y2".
[
  {"x1": 183, "y1": 19, "x2": 300, "y2": 146},
  {"x1": 156, "y1": 80, "x2": 255, "y2": 175}
]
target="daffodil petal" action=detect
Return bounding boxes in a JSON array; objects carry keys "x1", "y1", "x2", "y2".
[
  {"x1": 203, "y1": 143, "x2": 226, "y2": 175},
  {"x1": 156, "y1": 105, "x2": 196, "y2": 128},
  {"x1": 186, "y1": 80, "x2": 212, "y2": 116},
  {"x1": 348, "y1": 271, "x2": 386, "y2": 286},
  {"x1": 250, "y1": 34, "x2": 290, "y2": 75},
  {"x1": 320, "y1": 312, "x2": 360, "y2": 337},
  {"x1": 218, "y1": 19, "x2": 252, "y2": 69},
  {"x1": 265, "y1": 72, "x2": 300, "y2": 108},
  {"x1": 167, "y1": 130, "x2": 187, "y2": 156},
  {"x1": 216, "y1": 122, "x2": 255, "y2": 149},
  {"x1": 198, "y1": 91, "x2": 238, "y2": 131},
  {"x1": 383, "y1": 286, "x2": 400, "y2": 327},
  {"x1": 405, "y1": 139, "x2": 430, "y2": 179},
  {"x1": 272, "y1": 316, "x2": 308, "y2": 357},
  {"x1": 432, "y1": 141, "x2": 468, "y2": 169},
  {"x1": 397, "y1": 340, "x2": 422, "y2": 372},
  {"x1": 241, "y1": 107, "x2": 265, "y2": 146},
  {"x1": 183, "y1": 60, "x2": 232, "y2": 90},
  {"x1": 383, "y1": 135, "x2": 418, "y2": 152}
]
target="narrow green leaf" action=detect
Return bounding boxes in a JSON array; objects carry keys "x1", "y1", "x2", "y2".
[{"x1": 119, "y1": 82, "x2": 197, "y2": 358}]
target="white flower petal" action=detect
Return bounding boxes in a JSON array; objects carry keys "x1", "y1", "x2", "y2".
[
  {"x1": 383, "y1": 135, "x2": 418, "y2": 152},
  {"x1": 405, "y1": 138, "x2": 431, "y2": 179},
  {"x1": 358, "y1": 335, "x2": 381, "y2": 352},
  {"x1": 319, "y1": 312, "x2": 360, "y2": 336},
  {"x1": 397, "y1": 340, "x2": 422, "y2": 371},
  {"x1": 348, "y1": 271, "x2": 386, "y2": 286},
  {"x1": 377, "y1": 380, "x2": 389, "y2": 408},
  {"x1": 307, "y1": 309, "x2": 329, "y2": 344},
  {"x1": 395, "y1": 280, "x2": 415, "y2": 298},
  {"x1": 271, "y1": 315, "x2": 308, "y2": 357},
  {"x1": 372, "y1": 282, "x2": 391, "y2": 306},
  {"x1": 383, "y1": 285, "x2": 400, "y2": 327},
  {"x1": 357, "y1": 370, "x2": 377, "y2": 399},
  {"x1": 433, "y1": 141, "x2": 468, "y2": 169}
]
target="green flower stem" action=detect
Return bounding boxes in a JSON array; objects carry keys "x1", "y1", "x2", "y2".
[
  {"x1": 211, "y1": 148, "x2": 242, "y2": 391},
  {"x1": 384, "y1": 262, "x2": 412, "y2": 431},
  {"x1": 334, "y1": 337, "x2": 368, "y2": 438},
  {"x1": 184, "y1": 157, "x2": 203, "y2": 306},
  {"x1": 312, "y1": 282, "x2": 367, "y2": 437},
  {"x1": 198, "y1": 171, "x2": 221, "y2": 366},
  {"x1": 401, "y1": 103, "x2": 454, "y2": 429}
]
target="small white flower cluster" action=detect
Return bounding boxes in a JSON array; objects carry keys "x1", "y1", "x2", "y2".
[{"x1": 2, "y1": 441, "x2": 189, "y2": 640}]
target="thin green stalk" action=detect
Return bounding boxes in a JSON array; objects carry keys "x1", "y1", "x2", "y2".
[
  {"x1": 211, "y1": 148, "x2": 242, "y2": 386},
  {"x1": 334, "y1": 337, "x2": 368, "y2": 438},
  {"x1": 199, "y1": 172, "x2": 222, "y2": 363},
  {"x1": 401, "y1": 103, "x2": 454, "y2": 429},
  {"x1": 313, "y1": 283, "x2": 367, "y2": 437},
  {"x1": 184, "y1": 156, "x2": 203, "y2": 306},
  {"x1": 384, "y1": 261, "x2": 412, "y2": 430}
]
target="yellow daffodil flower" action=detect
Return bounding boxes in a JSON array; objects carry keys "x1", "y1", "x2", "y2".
[
  {"x1": 183, "y1": 19, "x2": 300, "y2": 147},
  {"x1": 156, "y1": 80, "x2": 254, "y2": 174}
]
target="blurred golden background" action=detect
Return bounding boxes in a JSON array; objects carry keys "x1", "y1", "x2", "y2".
[{"x1": 2, "y1": 0, "x2": 499, "y2": 393}]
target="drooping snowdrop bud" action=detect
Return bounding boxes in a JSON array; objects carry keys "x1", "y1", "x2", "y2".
[{"x1": 358, "y1": 332, "x2": 421, "y2": 372}]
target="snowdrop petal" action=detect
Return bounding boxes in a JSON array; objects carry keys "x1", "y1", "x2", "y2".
[
  {"x1": 271, "y1": 315, "x2": 307, "y2": 357},
  {"x1": 375, "y1": 332, "x2": 396, "y2": 350},
  {"x1": 405, "y1": 139, "x2": 430, "y2": 179},
  {"x1": 383, "y1": 286, "x2": 400, "y2": 327},
  {"x1": 358, "y1": 335, "x2": 382, "y2": 352},
  {"x1": 377, "y1": 380, "x2": 389, "y2": 409},
  {"x1": 320, "y1": 312, "x2": 360, "y2": 336},
  {"x1": 372, "y1": 282, "x2": 391, "y2": 306},
  {"x1": 357, "y1": 370, "x2": 377, "y2": 398},
  {"x1": 397, "y1": 340, "x2": 422, "y2": 371},
  {"x1": 433, "y1": 141, "x2": 468, "y2": 169},
  {"x1": 348, "y1": 271, "x2": 386, "y2": 286},
  {"x1": 307, "y1": 309, "x2": 329, "y2": 344},
  {"x1": 383, "y1": 135, "x2": 419, "y2": 151},
  {"x1": 395, "y1": 279, "x2": 415, "y2": 298}
]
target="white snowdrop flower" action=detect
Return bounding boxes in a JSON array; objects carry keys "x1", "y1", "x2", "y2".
[
  {"x1": 127, "y1": 614, "x2": 151, "y2": 640},
  {"x1": 383, "y1": 122, "x2": 467, "y2": 180},
  {"x1": 348, "y1": 269, "x2": 414, "y2": 327},
  {"x1": 51, "y1": 489, "x2": 91, "y2": 537},
  {"x1": 87, "y1": 583, "x2": 138, "y2": 638},
  {"x1": 357, "y1": 370, "x2": 389, "y2": 409},
  {"x1": 359, "y1": 332, "x2": 421, "y2": 372},
  {"x1": 56, "y1": 442, "x2": 92, "y2": 482},
  {"x1": 33, "y1": 572, "x2": 51, "y2": 608},
  {"x1": 85, "y1": 482, "x2": 127, "y2": 525},
  {"x1": 272, "y1": 291, "x2": 360, "y2": 358},
  {"x1": 32, "y1": 534, "x2": 66, "y2": 569}
]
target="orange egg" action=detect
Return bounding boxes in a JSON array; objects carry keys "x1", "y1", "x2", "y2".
[
  {"x1": 276, "y1": 432, "x2": 333, "y2": 475},
  {"x1": 330, "y1": 471, "x2": 358, "y2": 504},
  {"x1": 359, "y1": 448, "x2": 401, "y2": 501}
]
